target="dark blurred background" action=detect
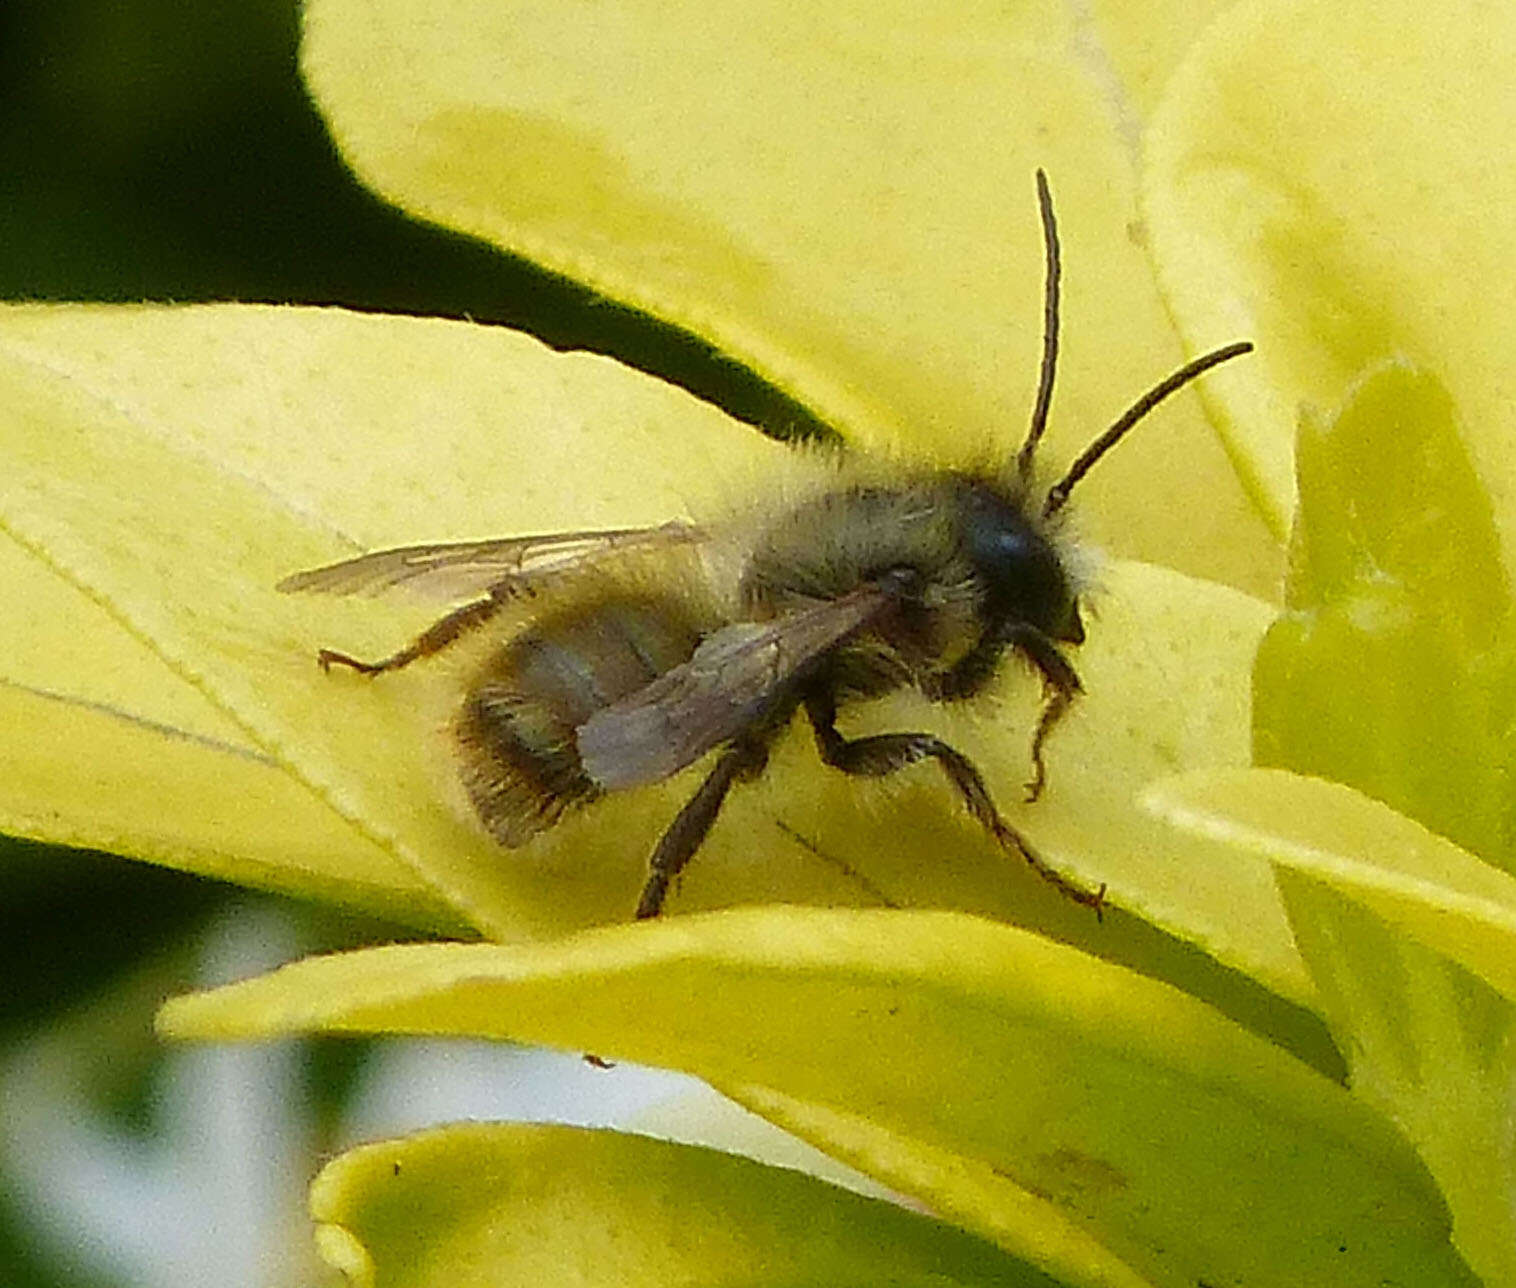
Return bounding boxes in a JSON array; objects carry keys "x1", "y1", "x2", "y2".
[{"x1": 2, "y1": 3, "x2": 825, "y2": 1284}]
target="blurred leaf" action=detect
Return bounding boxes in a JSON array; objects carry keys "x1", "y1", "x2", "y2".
[
  {"x1": 0, "y1": 838, "x2": 223, "y2": 1032},
  {"x1": 310, "y1": 1122, "x2": 1054, "y2": 1287},
  {"x1": 1147, "y1": 11, "x2": 1516, "y2": 1274},
  {"x1": 1279, "y1": 879, "x2": 1516, "y2": 1288},
  {"x1": 1083, "y1": 0, "x2": 1236, "y2": 120},
  {"x1": 161, "y1": 907, "x2": 1473, "y2": 1288},
  {"x1": 1148, "y1": 768, "x2": 1516, "y2": 1285},
  {"x1": 1145, "y1": 0, "x2": 1516, "y2": 551},
  {"x1": 1250, "y1": 362, "x2": 1516, "y2": 872}
]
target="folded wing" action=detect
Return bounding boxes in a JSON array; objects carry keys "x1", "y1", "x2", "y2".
[{"x1": 578, "y1": 581, "x2": 900, "y2": 790}]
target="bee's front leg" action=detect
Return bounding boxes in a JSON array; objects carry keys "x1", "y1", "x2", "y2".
[{"x1": 1003, "y1": 625, "x2": 1081, "y2": 803}]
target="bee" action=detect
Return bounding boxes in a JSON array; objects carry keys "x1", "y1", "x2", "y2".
[{"x1": 279, "y1": 171, "x2": 1251, "y2": 920}]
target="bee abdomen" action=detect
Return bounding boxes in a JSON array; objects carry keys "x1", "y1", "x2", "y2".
[{"x1": 453, "y1": 595, "x2": 706, "y2": 846}]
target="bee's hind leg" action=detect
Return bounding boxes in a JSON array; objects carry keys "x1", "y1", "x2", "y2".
[
  {"x1": 317, "y1": 595, "x2": 502, "y2": 676},
  {"x1": 803, "y1": 693, "x2": 1104, "y2": 916},
  {"x1": 636, "y1": 739, "x2": 769, "y2": 919}
]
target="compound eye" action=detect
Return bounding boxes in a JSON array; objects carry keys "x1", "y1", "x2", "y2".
[{"x1": 961, "y1": 485, "x2": 1080, "y2": 640}]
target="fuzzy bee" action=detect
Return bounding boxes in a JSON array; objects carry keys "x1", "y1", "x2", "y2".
[{"x1": 280, "y1": 172, "x2": 1251, "y2": 920}]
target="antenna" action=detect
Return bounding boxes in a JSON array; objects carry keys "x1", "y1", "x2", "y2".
[
  {"x1": 1043, "y1": 340, "x2": 1254, "y2": 517},
  {"x1": 1015, "y1": 169, "x2": 1060, "y2": 483}
]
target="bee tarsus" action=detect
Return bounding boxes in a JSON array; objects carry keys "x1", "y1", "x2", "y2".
[
  {"x1": 996, "y1": 621, "x2": 1083, "y2": 803},
  {"x1": 316, "y1": 647, "x2": 380, "y2": 675}
]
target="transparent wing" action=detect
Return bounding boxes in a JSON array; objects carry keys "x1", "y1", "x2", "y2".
[
  {"x1": 577, "y1": 581, "x2": 900, "y2": 790},
  {"x1": 276, "y1": 520, "x2": 701, "y2": 600}
]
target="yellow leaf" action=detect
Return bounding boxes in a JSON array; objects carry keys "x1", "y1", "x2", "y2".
[
  {"x1": 0, "y1": 681, "x2": 460, "y2": 929},
  {"x1": 1146, "y1": 767, "x2": 1516, "y2": 1284},
  {"x1": 0, "y1": 303, "x2": 1312, "y2": 1038},
  {"x1": 301, "y1": 0, "x2": 1279, "y2": 595},
  {"x1": 1145, "y1": 769, "x2": 1516, "y2": 1006},
  {"x1": 160, "y1": 907, "x2": 1470, "y2": 1288},
  {"x1": 1146, "y1": 0, "x2": 1516, "y2": 553},
  {"x1": 0, "y1": 492, "x2": 450, "y2": 920},
  {"x1": 310, "y1": 1122, "x2": 1048, "y2": 1287},
  {"x1": 0, "y1": 304, "x2": 784, "y2": 936},
  {"x1": 1251, "y1": 361, "x2": 1516, "y2": 873}
]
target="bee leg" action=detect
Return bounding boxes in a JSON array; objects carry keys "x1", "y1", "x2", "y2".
[
  {"x1": 317, "y1": 595, "x2": 502, "y2": 676},
  {"x1": 804, "y1": 694, "x2": 1105, "y2": 917},
  {"x1": 920, "y1": 634, "x2": 1009, "y2": 702},
  {"x1": 1024, "y1": 686, "x2": 1076, "y2": 803},
  {"x1": 1003, "y1": 625, "x2": 1082, "y2": 803},
  {"x1": 636, "y1": 740, "x2": 770, "y2": 919}
]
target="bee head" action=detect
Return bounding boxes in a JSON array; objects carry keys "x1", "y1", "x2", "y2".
[{"x1": 962, "y1": 480, "x2": 1084, "y2": 645}]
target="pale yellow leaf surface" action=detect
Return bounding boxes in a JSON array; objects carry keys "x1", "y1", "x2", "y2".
[
  {"x1": 1, "y1": 529, "x2": 249, "y2": 743},
  {"x1": 1084, "y1": 0, "x2": 1238, "y2": 123},
  {"x1": 1145, "y1": 769, "x2": 1516, "y2": 1284},
  {"x1": 1, "y1": 503, "x2": 452, "y2": 922},
  {"x1": 309, "y1": 1122, "x2": 1047, "y2": 1287},
  {"x1": 722, "y1": 1087, "x2": 1155, "y2": 1288},
  {"x1": 0, "y1": 303, "x2": 784, "y2": 937},
  {"x1": 159, "y1": 908, "x2": 1470, "y2": 1288},
  {"x1": 0, "y1": 681, "x2": 461, "y2": 930},
  {"x1": 301, "y1": 0, "x2": 1279, "y2": 596},
  {"x1": 1146, "y1": 769, "x2": 1516, "y2": 1005},
  {"x1": 0, "y1": 302, "x2": 1311, "y2": 1028},
  {"x1": 1146, "y1": 0, "x2": 1516, "y2": 551},
  {"x1": 1279, "y1": 877, "x2": 1516, "y2": 1287}
]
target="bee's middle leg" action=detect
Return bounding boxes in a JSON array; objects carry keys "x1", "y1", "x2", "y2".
[{"x1": 803, "y1": 694, "x2": 1104, "y2": 915}]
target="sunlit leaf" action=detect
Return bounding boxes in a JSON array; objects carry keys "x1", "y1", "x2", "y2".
[
  {"x1": 301, "y1": 0, "x2": 1279, "y2": 594},
  {"x1": 0, "y1": 680, "x2": 461, "y2": 931},
  {"x1": 0, "y1": 304, "x2": 781, "y2": 936},
  {"x1": 160, "y1": 907, "x2": 1473, "y2": 1288},
  {"x1": 310, "y1": 1122, "x2": 1054, "y2": 1287},
  {"x1": 1147, "y1": 770, "x2": 1516, "y2": 1001},
  {"x1": 1083, "y1": 0, "x2": 1236, "y2": 121},
  {"x1": 1, "y1": 507, "x2": 454, "y2": 922},
  {"x1": 720, "y1": 1087, "x2": 1154, "y2": 1288},
  {"x1": 1147, "y1": 768, "x2": 1516, "y2": 1285},
  {"x1": 1146, "y1": 0, "x2": 1516, "y2": 551},
  {"x1": 1250, "y1": 362, "x2": 1516, "y2": 873},
  {"x1": 0, "y1": 304, "x2": 1312, "y2": 1033}
]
